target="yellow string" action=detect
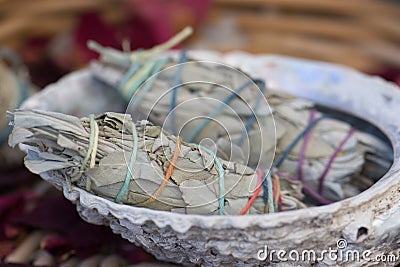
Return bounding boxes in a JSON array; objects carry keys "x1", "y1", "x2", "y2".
[
  {"x1": 86, "y1": 116, "x2": 99, "y2": 191},
  {"x1": 70, "y1": 114, "x2": 99, "y2": 192}
]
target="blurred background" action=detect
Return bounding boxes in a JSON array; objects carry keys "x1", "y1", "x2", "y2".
[
  {"x1": 0, "y1": 0, "x2": 399, "y2": 266},
  {"x1": 1, "y1": 0, "x2": 399, "y2": 87}
]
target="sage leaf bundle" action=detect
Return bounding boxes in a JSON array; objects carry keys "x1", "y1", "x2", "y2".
[
  {"x1": 89, "y1": 45, "x2": 392, "y2": 203},
  {"x1": 8, "y1": 110, "x2": 304, "y2": 215}
]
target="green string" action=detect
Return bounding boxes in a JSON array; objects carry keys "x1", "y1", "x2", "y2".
[
  {"x1": 191, "y1": 143, "x2": 225, "y2": 215},
  {"x1": 115, "y1": 120, "x2": 139, "y2": 203},
  {"x1": 72, "y1": 114, "x2": 96, "y2": 182}
]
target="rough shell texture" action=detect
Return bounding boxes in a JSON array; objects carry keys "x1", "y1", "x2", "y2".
[{"x1": 21, "y1": 52, "x2": 400, "y2": 266}]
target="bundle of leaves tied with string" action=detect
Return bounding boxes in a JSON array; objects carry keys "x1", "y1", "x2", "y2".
[
  {"x1": 8, "y1": 110, "x2": 308, "y2": 215},
  {"x1": 88, "y1": 27, "x2": 392, "y2": 205}
]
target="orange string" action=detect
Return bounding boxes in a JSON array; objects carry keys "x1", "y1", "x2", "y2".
[
  {"x1": 143, "y1": 136, "x2": 181, "y2": 205},
  {"x1": 272, "y1": 176, "x2": 278, "y2": 210},
  {"x1": 239, "y1": 168, "x2": 263, "y2": 215}
]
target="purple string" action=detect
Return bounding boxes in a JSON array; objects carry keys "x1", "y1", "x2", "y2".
[
  {"x1": 317, "y1": 128, "x2": 356, "y2": 194},
  {"x1": 298, "y1": 109, "x2": 316, "y2": 181},
  {"x1": 277, "y1": 172, "x2": 332, "y2": 205}
]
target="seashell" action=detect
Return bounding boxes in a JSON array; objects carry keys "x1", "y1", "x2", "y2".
[{"x1": 20, "y1": 52, "x2": 400, "y2": 266}]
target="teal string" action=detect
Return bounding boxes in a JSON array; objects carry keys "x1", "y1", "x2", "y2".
[
  {"x1": 274, "y1": 116, "x2": 327, "y2": 168},
  {"x1": 266, "y1": 172, "x2": 274, "y2": 213},
  {"x1": 186, "y1": 79, "x2": 256, "y2": 143},
  {"x1": 249, "y1": 167, "x2": 274, "y2": 213},
  {"x1": 237, "y1": 79, "x2": 266, "y2": 146},
  {"x1": 192, "y1": 143, "x2": 225, "y2": 215},
  {"x1": 119, "y1": 61, "x2": 140, "y2": 90},
  {"x1": 115, "y1": 121, "x2": 139, "y2": 203},
  {"x1": 169, "y1": 50, "x2": 187, "y2": 135},
  {"x1": 121, "y1": 60, "x2": 159, "y2": 99},
  {"x1": 130, "y1": 57, "x2": 169, "y2": 110}
]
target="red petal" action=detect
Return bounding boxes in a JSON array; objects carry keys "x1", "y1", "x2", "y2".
[
  {"x1": 73, "y1": 12, "x2": 120, "y2": 62},
  {"x1": 0, "y1": 240, "x2": 15, "y2": 259},
  {"x1": 11, "y1": 196, "x2": 80, "y2": 232},
  {"x1": 0, "y1": 170, "x2": 33, "y2": 188},
  {"x1": 41, "y1": 233, "x2": 68, "y2": 251}
]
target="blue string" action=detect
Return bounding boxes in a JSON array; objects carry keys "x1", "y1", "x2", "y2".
[
  {"x1": 115, "y1": 121, "x2": 139, "y2": 203},
  {"x1": 262, "y1": 171, "x2": 269, "y2": 205},
  {"x1": 277, "y1": 197, "x2": 281, "y2": 212},
  {"x1": 169, "y1": 50, "x2": 187, "y2": 135},
  {"x1": 237, "y1": 79, "x2": 266, "y2": 146},
  {"x1": 186, "y1": 79, "x2": 257, "y2": 143},
  {"x1": 274, "y1": 116, "x2": 327, "y2": 168},
  {"x1": 191, "y1": 143, "x2": 225, "y2": 215},
  {"x1": 262, "y1": 179, "x2": 268, "y2": 205},
  {"x1": 261, "y1": 169, "x2": 275, "y2": 213}
]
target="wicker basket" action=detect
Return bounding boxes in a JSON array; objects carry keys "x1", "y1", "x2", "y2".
[
  {"x1": 193, "y1": 0, "x2": 400, "y2": 71},
  {"x1": 1, "y1": 0, "x2": 399, "y2": 72},
  {"x1": 0, "y1": 0, "x2": 126, "y2": 49}
]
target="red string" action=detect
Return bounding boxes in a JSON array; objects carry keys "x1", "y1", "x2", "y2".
[
  {"x1": 239, "y1": 168, "x2": 263, "y2": 215},
  {"x1": 318, "y1": 128, "x2": 356, "y2": 194},
  {"x1": 272, "y1": 176, "x2": 278, "y2": 210}
]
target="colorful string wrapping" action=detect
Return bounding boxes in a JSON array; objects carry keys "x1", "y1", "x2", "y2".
[
  {"x1": 115, "y1": 120, "x2": 139, "y2": 203},
  {"x1": 239, "y1": 168, "x2": 263, "y2": 215},
  {"x1": 169, "y1": 50, "x2": 188, "y2": 135},
  {"x1": 297, "y1": 109, "x2": 317, "y2": 181},
  {"x1": 317, "y1": 128, "x2": 356, "y2": 194},
  {"x1": 191, "y1": 143, "x2": 226, "y2": 215},
  {"x1": 142, "y1": 136, "x2": 182, "y2": 206},
  {"x1": 186, "y1": 79, "x2": 262, "y2": 143},
  {"x1": 73, "y1": 114, "x2": 98, "y2": 183}
]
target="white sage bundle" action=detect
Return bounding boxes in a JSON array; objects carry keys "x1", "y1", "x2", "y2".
[
  {"x1": 8, "y1": 109, "x2": 306, "y2": 215},
  {"x1": 88, "y1": 38, "x2": 392, "y2": 204}
]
